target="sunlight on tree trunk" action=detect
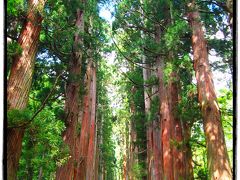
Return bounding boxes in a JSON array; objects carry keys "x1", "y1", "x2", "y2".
[
  {"x1": 7, "y1": 0, "x2": 45, "y2": 179},
  {"x1": 188, "y1": 1, "x2": 232, "y2": 179}
]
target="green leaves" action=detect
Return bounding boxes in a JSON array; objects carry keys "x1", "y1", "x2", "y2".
[
  {"x1": 7, "y1": 108, "x2": 32, "y2": 127},
  {"x1": 17, "y1": 108, "x2": 68, "y2": 179},
  {"x1": 7, "y1": 41, "x2": 22, "y2": 65},
  {"x1": 164, "y1": 20, "x2": 189, "y2": 50},
  {"x1": 217, "y1": 87, "x2": 233, "y2": 166},
  {"x1": 7, "y1": 0, "x2": 24, "y2": 16}
]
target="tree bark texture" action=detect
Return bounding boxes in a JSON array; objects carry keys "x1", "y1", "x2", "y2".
[
  {"x1": 151, "y1": 61, "x2": 162, "y2": 180},
  {"x1": 142, "y1": 55, "x2": 154, "y2": 180},
  {"x1": 128, "y1": 86, "x2": 139, "y2": 180},
  {"x1": 155, "y1": 23, "x2": 174, "y2": 180},
  {"x1": 169, "y1": 72, "x2": 186, "y2": 180},
  {"x1": 56, "y1": 7, "x2": 83, "y2": 180},
  {"x1": 7, "y1": 0, "x2": 45, "y2": 179},
  {"x1": 188, "y1": 2, "x2": 232, "y2": 179},
  {"x1": 75, "y1": 60, "x2": 92, "y2": 179},
  {"x1": 86, "y1": 64, "x2": 97, "y2": 180}
]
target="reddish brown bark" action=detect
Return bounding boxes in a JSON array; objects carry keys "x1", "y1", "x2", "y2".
[
  {"x1": 188, "y1": 2, "x2": 232, "y2": 179},
  {"x1": 123, "y1": 155, "x2": 128, "y2": 180},
  {"x1": 86, "y1": 65, "x2": 97, "y2": 180},
  {"x1": 151, "y1": 65, "x2": 162, "y2": 180},
  {"x1": 76, "y1": 61, "x2": 92, "y2": 179},
  {"x1": 7, "y1": 1, "x2": 45, "y2": 179},
  {"x1": 56, "y1": 8, "x2": 84, "y2": 180},
  {"x1": 169, "y1": 72, "x2": 185, "y2": 180},
  {"x1": 158, "y1": 67, "x2": 173, "y2": 180},
  {"x1": 155, "y1": 23, "x2": 173, "y2": 180}
]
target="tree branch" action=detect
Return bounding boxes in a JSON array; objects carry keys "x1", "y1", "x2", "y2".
[{"x1": 112, "y1": 36, "x2": 156, "y2": 71}]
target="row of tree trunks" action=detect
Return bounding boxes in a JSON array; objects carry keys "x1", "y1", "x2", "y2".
[
  {"x1": 7, "y1": 0, "x2": 46, "y2": 179},
  {"x1": 141, "y1": 6, "x2": 195, "y2": 178},
  {"x1": 188, "y1": 1, "x2": 232, "y2": 179}
]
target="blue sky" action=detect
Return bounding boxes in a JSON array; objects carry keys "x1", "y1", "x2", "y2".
[{"x1": 99, "y1": 3, "x2": 115, "y2": 23}]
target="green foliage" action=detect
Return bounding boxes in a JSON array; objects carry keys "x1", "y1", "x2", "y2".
[
  {"x1": 7, "y1": 108, "x2": 32, "y2": 127},
  {"x1": 177, "y1": 90, "x2": 200, "y2": 124},
  {"x1": 196, "y1": 168, "x2": 208, "y2": 180},
  {"x1": 131, "y1": 163, "x2": 146, "y2": 179},
  {"x1": 7, "y1": 0, "x2": 24, "y2": 15},
  {"x1": 17, "y1": 108, "x2": 68, "y2": 179},
  {"x1": 97, "y1": 58, "x2": 117, "y2": 178},
  {"x1": 145, "y1": 75, "x2": 158, "y2": 86},
  {"x1": 7, "y1": 41, "x2": 22, "y2": 75},
  {"x1": 75, "y1": 122, "x2": 82, "y2": 136},
  {"x1": 163, "y1": 62, "x2": 173, "y2": 84},
  {"x1": 164, "y1": 20, "x2": 189, "y2": 50},
  {"x1": 170, "y1": 139, "x2": 186, "y2": 150},
  {"x1": 147, "y1": 96, "x2": 159, "y2": 122},
  {"x1": 218, "y1": 87, "x2": 233, "y2": 166}
]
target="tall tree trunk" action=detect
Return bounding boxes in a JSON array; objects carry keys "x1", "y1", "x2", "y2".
[
  {"x1": 142, "y1": 54, "x2": 153, "y2": 180},
  {"x1": 151, "y1": 62, "x2": 162, "y2": 180},
  {"x1": 123, "y1": 154, "x2": 128, "y2": 180},
  {"x1": 97, "y1": 111, "x2": 103, "y2": 180},
  {"x1": 188, "y1": 2, "x2": 232, "y2": 179},
  {"x1": 169, "y1": 72, "x2": 186, "y2": 180},
  {"x1": 7, "y1": 0, "x2": 45, "y2": 179},
  {"x1": 56, "y1": 7, "x2": 84, "y2": 180},
  {"x1": 155, "y1": 23, "x2": 174, "y2": 180},
  {"x1": 76, "y1": 60, "x2": 92, "y2": 179},
  {"x1": 86, "y1": 64, "x2": 97, "y2": 180},
  {"x1": 129, "y1": 86, "x2": 139, "y2": 180}
]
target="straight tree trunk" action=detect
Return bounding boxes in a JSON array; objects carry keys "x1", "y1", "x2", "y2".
[
  {"x1": 169, "y1": 72, "x2": 185, "y2": 180},
  {"x1": 123, "y1": 154, "x2": 128, "y2": 180},
  {"x1": 86, "y1": 64, "x2": 97, "y2": 180},
  {"x1": 76, "y1": 60, "x2": 93, "y2": 179},
  {"x1": 129, "y1": 86, "x2": 139, "y2": 180},
  {"x1": 155, "y1": 23, "x2": 174, "y2": 180},
  {"x1": 56, "y1": 7, "x2": 84, "y2": 180},
  {"x1": 188, "y1": 1, "x2": 232, "y2": 179},
  {"x1": 142, "y1": 55, "x2": 153, "y2": 180},
  {"x1": 151, "y1": 62, "x2": 162, "y2": 180},
  {"x1": 7, "y1": 0, "x2": 45, "y2": 179}
]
